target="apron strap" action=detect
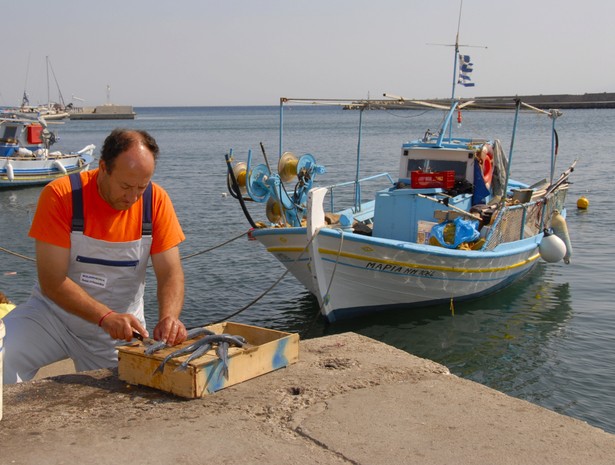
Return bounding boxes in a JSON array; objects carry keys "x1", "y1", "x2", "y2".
[
  {"x1": 142, "y1": 182, "x2": 153, "y2": 237},
  {"x1": 70, "y1": 173, "x2": 153, "y2": 237},
  {"x1": 69, "y1": 173, "x2": 84, "y2": 232}
]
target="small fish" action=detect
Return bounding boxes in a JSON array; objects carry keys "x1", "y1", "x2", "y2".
[
  {"x1": 152, "y1": 332, "x2": 244, "y2": 375},
  {"x1": 174, "y1": 334, "x2": 248, "y2": 372},
  {"x1": 144, "y1": 340, "x2": 167, "y2": 356},
  {"x1": 152, "y1": 332, "x2": 247, "y2": 375},
  {"x1": 144, "y1": 327, "x2": 215, "y2": 356},
  {"x1": 187, "y1": 327, "x2": 216, "y2": 339},
  {"x1": 153, "y1": 335, "x2": 214, "y2": 375},
  {"x1": 174, "y1": 342, "x2": 212, "y2": 372},
  {"x1": 216, "y1": 341, "x2": 230, "y2": 380},
  {"x1": 215, "y1": 334, "x2": 247, "y2": 347},
  {"x1": 191, "y1": 333, "x2": 246, "y2": 348}
]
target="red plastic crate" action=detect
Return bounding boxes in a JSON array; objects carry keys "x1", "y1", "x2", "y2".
[
  {"x1": 410, "y1": 170, "x2": 455, "y2": 189},
  {"x1": 26, "y1": 124, "x2": 43, "y2": 144}
]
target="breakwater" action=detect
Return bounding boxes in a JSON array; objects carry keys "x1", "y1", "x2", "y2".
[
  {"x1": 345, "y1": 92, "x2": 615, "y2": 110},
  {"x1": 476, "y1": 92, "x2": 615, "y2": 109}
]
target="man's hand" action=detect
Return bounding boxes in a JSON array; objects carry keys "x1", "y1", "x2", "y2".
[
  {"x1": 154, "y1": 316, "x2": 187, "y2": 346},
  {"x1": 151, "y1": 246, "x2": 185, "y2": 346},
  {"x1": 99, "y1": 311, "x2": 149, "y2": 342}
]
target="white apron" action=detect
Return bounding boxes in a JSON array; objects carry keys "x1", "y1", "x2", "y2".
[{"x1": 2, "y1": 174, "x2": 153, "y2": 382}]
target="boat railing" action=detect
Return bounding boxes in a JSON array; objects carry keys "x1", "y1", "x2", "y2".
[
  {"x1": 323, "y1": 172, "x2": 395, "y2": 213},
  {"x1": 482, "y1": 187, "x2": 568, "y2": 251}
]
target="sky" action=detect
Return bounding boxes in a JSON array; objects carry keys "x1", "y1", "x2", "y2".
[{"x1": 1, "y1": 0, "x2": 613, "y2": 107}]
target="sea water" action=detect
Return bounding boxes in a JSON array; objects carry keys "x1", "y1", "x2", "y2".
[{"x1": 1, "y1": 105, "x2": 614, "y2": 433}]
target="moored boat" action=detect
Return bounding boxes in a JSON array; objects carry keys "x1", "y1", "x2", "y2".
[
  {"x1": 225, "y1": 26, "x2": 575, "y2": 324},
  {"x1": 0, "y1": 116, "x2": 95, "y2": 188}
]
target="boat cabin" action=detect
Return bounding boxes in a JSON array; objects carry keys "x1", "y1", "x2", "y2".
[
  {"x1": 372, "y1": 141, "x2": 494, "y2": 244},
  {"x1": 0, "y1": 121, "x2": 21, "y2": 157},
  {"x1": 398, "y1": 144, "x2": 481, "y2": 186},
  {"x1": 1, "y1": 120, "x2": 46, "y2": 157}
]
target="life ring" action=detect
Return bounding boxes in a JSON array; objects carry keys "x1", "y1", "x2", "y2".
[{"x1": 478, "y1": 143, "x2": 494, "y2": 186}]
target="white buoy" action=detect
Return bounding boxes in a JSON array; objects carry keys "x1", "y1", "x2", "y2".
[
  {"x1": 6, "y1": 162, "x2": 14, "y2": 181},
  {"x1": 52, "y1": 160, "x2": 67, "y2": 174},
  {"x1": 551, "y1": 210, "x2": 572, "y2": 264},
  {"x1": 539, "y1": 230, "x2": 567, "y2": 263}
]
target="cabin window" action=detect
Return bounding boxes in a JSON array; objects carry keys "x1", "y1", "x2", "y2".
[{"x1": 1, "y1": 126, "x2": 19, "y2": 140}]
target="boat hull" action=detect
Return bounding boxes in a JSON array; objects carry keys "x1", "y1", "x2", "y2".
[
  {"x1": 0, "y1": 152, "x2": 95, "y2": 188},
  {"x1": 251, "y1": 226, "x2": 541, "y2": 322}
]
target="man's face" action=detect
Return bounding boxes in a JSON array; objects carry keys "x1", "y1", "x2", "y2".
[{"x1": 97, "y1": 142, "x2": 155, "y2": 211}]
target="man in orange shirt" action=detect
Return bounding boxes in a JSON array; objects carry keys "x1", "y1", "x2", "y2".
[{"x1": 3, "y1": 129, "x2": 187, "y2": 383}]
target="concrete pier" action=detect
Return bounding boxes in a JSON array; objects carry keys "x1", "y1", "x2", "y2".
[{"x1": 2, "y1": 332, "x2": 615, "y2": 464}]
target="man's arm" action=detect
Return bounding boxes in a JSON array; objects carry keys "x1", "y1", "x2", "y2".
[
  {"x1": 150, "y1": 245, "x2": 186, "y2": 346},
  {"x1": 35, "y1": 240, "x2": 148, "y2": 341}
]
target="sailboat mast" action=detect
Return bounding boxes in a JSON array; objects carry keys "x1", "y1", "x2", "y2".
[
  {"x1": 48, "y1": 58, "x2": 66, "y2": 107},
  {"x1": 46, "y1": 56, "x2": 51, "y2": 110}
]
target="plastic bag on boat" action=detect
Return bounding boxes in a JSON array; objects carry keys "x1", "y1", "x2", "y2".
[{"x1": 430, "y1": 216, "x2": 480, "y2": 249}]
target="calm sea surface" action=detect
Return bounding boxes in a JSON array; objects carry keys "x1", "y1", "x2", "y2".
[{"x1": 1, "y1": 105, "x2": 614, "y2": 433}]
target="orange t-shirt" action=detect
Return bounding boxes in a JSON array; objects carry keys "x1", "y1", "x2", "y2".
[{"x1": 29, "y1": 169, "x2": 185, "y2": 254}]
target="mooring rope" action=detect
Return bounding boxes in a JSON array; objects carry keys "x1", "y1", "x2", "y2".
[
  {"x1": 202, "y1": 267, "x2": 291, "y2": 327},
  {"x1": 179, "y1": 230, "x2": 248, "y2": 261},
  {"x1": 0, "y1": 230, "x2": 250, "y2": 266},
  {"x1": 0, "y1": 245, "x2": 35, "y2": 262},
  {"x1": 189, "y1": 228, "x2": 323, "y2": 334}
]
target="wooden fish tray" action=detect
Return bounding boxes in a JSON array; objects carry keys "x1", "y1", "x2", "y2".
[{"x1": 117, "y1": 321, "x2": 299, "y2": 398}]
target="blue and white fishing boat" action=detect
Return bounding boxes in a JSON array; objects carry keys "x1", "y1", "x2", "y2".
[
  {"x1": 226, "y1": 30, "x2": 574, "y2": 323},
  {"x1": 0, "y1": 116, "x2": 95, "y2": 188}
]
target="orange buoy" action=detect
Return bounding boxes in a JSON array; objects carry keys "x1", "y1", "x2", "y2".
[{"x1": 577, "y1": 196, "x2": 589, "y2": 209}]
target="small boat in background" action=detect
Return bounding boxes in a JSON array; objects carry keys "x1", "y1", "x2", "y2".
[
  {"x1": 6, "y1": 103, "x2": 69, "y2": 121},
  {"x1": 3, "y1": 56, "x2": 70, "y2": 121},
  {"x1": 0, "y1": 116, "x2": 95, "y2": 188}
]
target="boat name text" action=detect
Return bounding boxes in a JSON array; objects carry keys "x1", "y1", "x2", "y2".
[{"x1": 365, "y1": 262, "x2": 435, "y2": 277}]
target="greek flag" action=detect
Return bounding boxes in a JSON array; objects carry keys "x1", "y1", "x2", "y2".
[{"x1": 458, "y1": 54, "x2": 475, "y2": 87}]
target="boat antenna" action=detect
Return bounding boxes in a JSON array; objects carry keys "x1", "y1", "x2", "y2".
[
  {"x1": 426, "y1": 0, "x2": 486, "y2": 103},
  {"x1": 452, "y1": 0, "x2": 464, "y2": 102},
  {"x1": 21, "y1": 53, "x2": 31, "y2": 108}
]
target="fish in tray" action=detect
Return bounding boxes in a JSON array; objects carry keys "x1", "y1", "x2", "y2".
[
  {"x1": 143, "y1": 327, "x2": 215, "y2": 356},
  {"x1": 174, "y1": 342, "x2": 213, "y2": 373},
  {"x1": 153, "y1": 333, "x2": 247, "y2": 375},
  {"x1": 216, "y1": 341, "x2": 231, "y2": 380}
]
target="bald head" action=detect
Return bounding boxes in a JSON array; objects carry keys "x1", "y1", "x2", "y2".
[
  {"x1": 100, "y1": 129, "x2": 159, "y2": 174},
  {"x1": 97, "y1": 129, "x2": 158, "y2": 211}
]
